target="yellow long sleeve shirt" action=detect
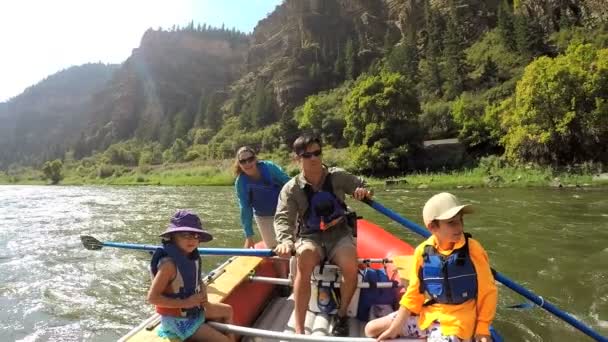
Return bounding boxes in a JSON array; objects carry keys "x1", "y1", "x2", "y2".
[{"x1": 399, "y1": 235, "x2": 498, "y2": 338}]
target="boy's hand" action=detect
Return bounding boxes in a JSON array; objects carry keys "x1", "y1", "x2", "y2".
[
  {"x1": 376, "y1": 321, "x2": 402, "y2": 341},
  {"x1": 353, "y1": 187, "x2": 373, "y2": 201},
  {"x1": 474, "y1": 334, "x2": 492, "y2": 342},
  {"x1": 274, "y1": 242, "x2": 293, "y2": 258}
]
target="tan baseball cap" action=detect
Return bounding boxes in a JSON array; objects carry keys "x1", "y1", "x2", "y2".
[{"x1": 423, "y1": 192, "x2": 473, "y2": 226}]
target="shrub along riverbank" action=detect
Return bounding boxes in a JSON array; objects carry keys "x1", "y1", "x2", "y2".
[{"x1": 1, "y1": 151, "x2": 606, "y2": 189}]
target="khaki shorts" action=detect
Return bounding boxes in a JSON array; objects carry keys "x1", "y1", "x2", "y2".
[
  {"x1": 254, "y1": 215, "x2": 278, "y2": 248},
  {"x1": 295, "y1": 225, "x2": 355, "y2": 261}
]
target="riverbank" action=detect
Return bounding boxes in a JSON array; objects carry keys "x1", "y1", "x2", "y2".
[{"x1": 1, "y1": 158, "x2": 607, "y2": 188}]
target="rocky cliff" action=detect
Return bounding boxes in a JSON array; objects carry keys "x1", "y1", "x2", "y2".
[
  {"x1": 0, "y1": 63, "x2": 117, "y2": 168},
  {"x1": 85, "y1": 28, "x2": 249, "y2": 149}
]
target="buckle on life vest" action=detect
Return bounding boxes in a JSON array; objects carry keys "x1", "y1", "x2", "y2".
[{"x1": 319, "y1": 216, "x2": 344, "y2": 231}]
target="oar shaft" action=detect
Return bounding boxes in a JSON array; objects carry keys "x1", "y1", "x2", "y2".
[
  {"x1": 493, "y1": 272, "x2": 607, "y2": 341},
  {"x1": 102, "y1": 241, "x2": 161, "y2": 251},
  {"x1": 364, "y1": 199, "x2": 608, "y2": 342},
  {"x1": 101, "y1": 241, "x2": 276, "y2": 257},
  {"x1": 249, "y1": 275, "x2": 402, "y2": 288}
]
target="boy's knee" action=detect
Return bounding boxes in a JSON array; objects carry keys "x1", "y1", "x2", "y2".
[{"x1": 364, "y1": 321, "x2": 377, "y2": 337}]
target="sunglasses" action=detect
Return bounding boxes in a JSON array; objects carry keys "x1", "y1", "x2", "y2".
[
  {"x1": 176, "y1": 232, "x2": 202, "y2": 240},
  {"x1": 239, "y1": 156, "x2": 256, "y2": 165},
  {"x1": 299, "y1": 149, "x2": 322, "y2": 159}
]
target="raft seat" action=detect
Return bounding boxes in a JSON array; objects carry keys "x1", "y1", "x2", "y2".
[{"x1": 242, "y1": 255, "x2": 414, "y2": 341}]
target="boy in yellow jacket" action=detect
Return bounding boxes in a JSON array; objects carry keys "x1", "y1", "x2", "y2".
[{"x1": 365, "y1": 192, "x2": 497, "y2": 342}]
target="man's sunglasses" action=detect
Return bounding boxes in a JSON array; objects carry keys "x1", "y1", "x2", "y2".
[
  {"x1": 239, "y1": 156, "x2": 256, "y2": 164},
  {"x1": 299, "y1": 150, "x2": 322, "y2": 159}
]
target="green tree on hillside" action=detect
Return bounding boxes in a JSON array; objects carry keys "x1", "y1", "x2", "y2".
[
  {"x1": 163, "y1": 138, "x2": 188, "y2": 163},
  {"x1": 344, "y1": 38, "x2": 357, "y2": 80},
  {"x1": 159, "y1": 117, "x2": 174, "y2": 149},
  {"x1": 251, "y1": 80, "x2": 275, "y2": 128},
  {"x1": 497, "y1": 0, "x2": 516, "y2": 50},
  {"x1": 480, "y1": 57, "x2": 499, "y2": 87},
  {"x1": 173, "y1": 110, "x2": 191, "y2": 139},
  {"x1": 420, "y1": 1, "x2": 444, "y2": 99},
  {"x1": 295, "y1": 87, "x2": 349, "y2": 146},
  {"x1": 42, "y1": 159, "x2": 64, "y2": 184},
  {"x1": 333, "y1": 44, "x2": 345, "y2": 81},
  {"x1": 501, "y1": 44, "x2": 608, "y2": 164},
  {"x1": 194, "y1": 90, "x2": 209, "y2": 127},
  {"x1": 343, "y1": 72, "x2": 422, "y2": 174},
  {"x1": 205, "y1": 92, "x2": 224, "y2": 131},
  {"x1": 443, "y1": 14, "x2": 468, "y2": 99},
  {"x1": 451, "y1": 93, "x2": 501, "y2": 154},
  {"x1": 515, "y1": 15, "x2": 545, "y2": 57},
  {"x1": 385, "y1": 28, "x2": 419, "y2": 84}
]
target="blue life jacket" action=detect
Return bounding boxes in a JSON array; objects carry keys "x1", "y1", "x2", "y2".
[
  {"x1": 299, "y1": 173, "x2": 347, "y2": 235},
  {"x1": 419, "y1": 233, "x2": 478, "y2": 305},
  {"x1": 150, "y1": 242, "x2": 202, "y2": 317},
  {"x1": 242, "y1": 162, "x2": 282, "y2": 217}
]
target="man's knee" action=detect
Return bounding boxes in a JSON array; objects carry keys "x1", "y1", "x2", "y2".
[
  {"x1": 341, "y1": 260, "x2": 358, "y2": 277},
  {"x1": 296, "y1": 249, "x2": 320, "y2": 274},
  {"x1": 333, "y1": 247, "x2": 358, "y2": 275}
]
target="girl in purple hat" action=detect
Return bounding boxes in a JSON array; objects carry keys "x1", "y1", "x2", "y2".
[{"x1": 147, "y1": 210, "x2": 234, "y2": 341}]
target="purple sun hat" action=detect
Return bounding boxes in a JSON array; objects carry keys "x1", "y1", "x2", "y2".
[{"x1": 160, "y1": 210, "x2": 213, "y2": 242}]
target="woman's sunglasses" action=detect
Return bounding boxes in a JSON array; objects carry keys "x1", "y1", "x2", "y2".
[
  {"x1": 239, "y1": 156, "x2": 256, "y2": 165},
  {"x1": 299, "y1": 149, "x2": 322, "y2": 159}
]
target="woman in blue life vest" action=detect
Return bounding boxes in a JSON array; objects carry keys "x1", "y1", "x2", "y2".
[
  {"x1": 148, "y1": 210, "x2": 234, "y2": 342},
  {"x1": 233, "y1": 146, "x2": 290, "y2": 249}
]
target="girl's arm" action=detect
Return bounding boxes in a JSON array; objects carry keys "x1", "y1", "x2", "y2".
[{"x1": 147, "y1": 261, "x2": 204, "y2": 309}]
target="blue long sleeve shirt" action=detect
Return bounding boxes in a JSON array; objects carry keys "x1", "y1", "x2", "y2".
[{"x1": 235, "y1": 160, "x2": 291, "y2": 238}]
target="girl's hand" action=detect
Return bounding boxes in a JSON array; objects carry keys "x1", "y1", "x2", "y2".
[
  {"x1": 185, "y1": 293, "x2": 206, "y2": 308},
  {"x1": 244, "y1": 237, "x2": 255, "y2": 249},
  {"x1": 474, "y1": 334, "x2": 492, "y2": 342},
  {"x1": 376, "y1": 322, "x2": 402, "y2": 341}
]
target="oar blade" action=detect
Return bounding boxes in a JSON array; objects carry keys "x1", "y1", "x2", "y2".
[{"x1": 81, "y1": 235, "x2": 103, "y2": 250}]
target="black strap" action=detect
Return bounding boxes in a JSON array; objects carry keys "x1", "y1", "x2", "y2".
[
  {"x1": 456, "y1": 233, "x2": 472, "y2": 265},
  {"x1": 319, "y1": 255, "x2": 328, "y2": 275},
  {"x1": 423, "y1": 298, "x2": 437, "y2": 307}
]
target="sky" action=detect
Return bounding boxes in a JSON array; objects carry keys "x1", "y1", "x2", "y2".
[{"x1": 0, "y1": 0, "x2": 282, "y2": 102}]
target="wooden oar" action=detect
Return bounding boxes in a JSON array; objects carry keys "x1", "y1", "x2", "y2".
[
  {"x1": 80, "y1": 235, "x2": 277, "y2": 257},
  {"x1": 363, "y1": 199, "x2": 608, "y2": 342}
]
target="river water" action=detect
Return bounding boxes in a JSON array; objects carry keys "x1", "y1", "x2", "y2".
[{"x1": 0, "y1": 185, "x2": 606, "y2": 341}]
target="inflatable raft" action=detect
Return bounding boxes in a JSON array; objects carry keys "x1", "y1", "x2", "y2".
[{"x1": 118, "y1": 219, "x2": 496, "y2": 341}]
